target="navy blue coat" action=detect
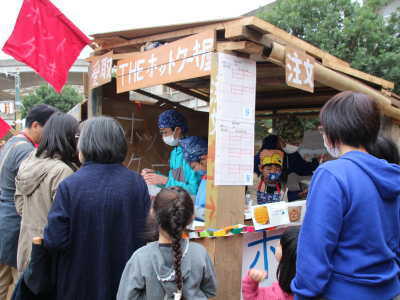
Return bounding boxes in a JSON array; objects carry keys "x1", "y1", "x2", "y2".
[{"x1": 44, "y1": 162, "x2": 150, "y2": 300}]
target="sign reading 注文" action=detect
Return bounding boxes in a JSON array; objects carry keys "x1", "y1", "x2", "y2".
[
  {"x1": 116, "y1": 31, "x2": 215, "y2": 93},
  {"x1": 89, "y1": 51, "x2": 113, "y2": 89},
  {"x1": 285, "y1": 47, "x2": 315, "y2": 93}
]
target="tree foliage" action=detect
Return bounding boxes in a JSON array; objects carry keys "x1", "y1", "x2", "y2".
[
  {"x1": 258, "y1": 0, "x2": 400, "y2": 94},
  {"x1": 21, "y1": 85, "x2": 83, "y2": 118}
]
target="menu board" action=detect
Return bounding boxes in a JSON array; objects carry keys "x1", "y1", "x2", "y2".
[{"x1": 214, "y1": 53, "x2": 256, "y2": 186}]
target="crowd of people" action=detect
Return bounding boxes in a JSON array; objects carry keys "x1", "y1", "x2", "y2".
[{"x1": 0, "y1": 90, "x2": 398, "y2": 300}]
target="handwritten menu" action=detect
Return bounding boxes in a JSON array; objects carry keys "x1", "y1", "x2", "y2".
[{"x1": 214, "y1": 53, "x2": 256, "y2": 185}]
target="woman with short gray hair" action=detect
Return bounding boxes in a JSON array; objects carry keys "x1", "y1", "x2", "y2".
[{"x1": 44, "y1": 116, "x2": 150, "y2": 300}]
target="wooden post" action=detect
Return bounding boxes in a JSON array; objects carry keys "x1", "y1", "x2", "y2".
[
  {"x1": 381, "y1": 116, "x2": 400, "y2": 147},
  {"x1": 203, "y1": 53, "x2": 246, "y2": 300},
  {"x1": 88, "y1": 86, "x2": 103, "y2": 118}
]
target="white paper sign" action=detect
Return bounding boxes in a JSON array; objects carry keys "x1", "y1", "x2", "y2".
[
  {"x1": 251, "y1": 200, "x2": 306, "y2": 230},
  {"x1": 242, "y1": 229, "x2": 284, "y2": 290},
  {"x1": 214, "y1": 119, "x2": 254, "y2": 185},
  {"x1": 214, "y1": 53, "x2": 256, "y2": 186},
  {"x1": 215, "y1": 53, "x2": 256, "y2": 122}
]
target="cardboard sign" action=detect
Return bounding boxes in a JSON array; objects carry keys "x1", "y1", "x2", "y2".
[
  {"x1": 242, "y1": 229, "x2": 285, "y2": 289},
  {"x1": 89, "y1": 51, "x2": 113, "y2": 89},
  {"x1": 285, "y1": 47, "x2": 315, "y2": 93},
  {"x1": 116, "y1": 31, "x2": 215, "y2": 93}
]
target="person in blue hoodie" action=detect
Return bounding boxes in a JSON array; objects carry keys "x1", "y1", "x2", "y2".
[
  {"x1": 141, "y1": 110, "x2": 202, "y2": 196},
  {"x1": 291, "y1": 91, "x2": 400, "y2": 300},
  {"x1": 180, "y1": 136, "x2": 208, "y2": 221}
]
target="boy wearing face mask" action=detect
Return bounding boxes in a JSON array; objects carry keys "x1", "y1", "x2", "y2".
[
  {"x1": 141, "y1": 110, "x2": 201, "y2": 196},
  {"x1": 257, "y1": 150, "x2": 287, "y2": 204},
  {"x1": 254, "y1": 135, "x2": 319, "y2": 202},
  {"x1": 180, "y1": 136, "x2": 208, "y2": 221}
]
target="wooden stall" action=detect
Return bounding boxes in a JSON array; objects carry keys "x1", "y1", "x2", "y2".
[{"x1": 86, "y1": 16, "x2": 400, "y2": 299}]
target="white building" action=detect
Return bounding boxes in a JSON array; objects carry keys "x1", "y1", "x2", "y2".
[{"x1": 0, "y1": 59, "x2": 88, "y2": 125}]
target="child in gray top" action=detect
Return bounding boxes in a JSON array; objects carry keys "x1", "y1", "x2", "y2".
[{"x1": 117, "y1": 186, "x2": 217, "y2": 300}]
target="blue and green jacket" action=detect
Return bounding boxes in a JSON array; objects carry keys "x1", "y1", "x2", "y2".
[{"x1": 163, "y1": 146, "x2": 201, "y2": 196}]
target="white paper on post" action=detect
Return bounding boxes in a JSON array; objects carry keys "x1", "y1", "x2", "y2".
[
  {"x1": 214, "y1": 119, "x2": 254, "y2": 186},
  {"x1": 214, "y1": 53, "x2": 256, "y2": 185},
  {"x1": 215, "y1": 53, "x2": 257, "y2": 121}
]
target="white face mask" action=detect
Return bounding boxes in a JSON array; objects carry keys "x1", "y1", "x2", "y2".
[
  {"x1": 163, "y1": 130, "x2": 179, "y2": 147},
  {"x1": 323, "y1": 135, "x2": 341, "y2": 158},
  {"x1": 283, "y1": 144, "x2": 299, "y2": 154}
]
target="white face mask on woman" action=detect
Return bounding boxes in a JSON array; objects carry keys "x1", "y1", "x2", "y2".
[
  {"x1": 323, "y1": 135, "x2": 341, "y2": 158},
  {"x1": 163, "y1": 129, "x2": 179, "y2": 147},
  {"x1": 283, "y1": 144, "x2": 299, "y2": 154}
]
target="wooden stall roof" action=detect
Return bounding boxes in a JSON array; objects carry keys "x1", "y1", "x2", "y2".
[
  {"x1": 89, "y1": 16, "x2": 400, "y2": 119},
  {"x1": 92, "y1": 17, "x2": 240, "y2": 41}
]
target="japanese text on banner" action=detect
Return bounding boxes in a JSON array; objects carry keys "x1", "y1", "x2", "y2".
[
  {"x1": 285, "y1": 47, "x2": 315, "y2": 93},
  {"x1": 116, "y1": 31, "x2": 215, "y2": 93},
  {"x1": 89, "y1": 51, "x2": 113, "y2": 89}
]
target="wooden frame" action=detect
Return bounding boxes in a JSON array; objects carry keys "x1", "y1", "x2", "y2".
[{"x1": 86, "y1": 16, "x2": 399, "y2": 300}]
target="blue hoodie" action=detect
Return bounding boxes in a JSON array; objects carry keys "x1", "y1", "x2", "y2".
[{"x1": 291, "y1": 151, "x2": 400, "y2": 300}]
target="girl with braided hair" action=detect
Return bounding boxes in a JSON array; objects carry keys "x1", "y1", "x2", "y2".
[{"x1": 117, "y1": 186, "x2": 217, "y2": 300}]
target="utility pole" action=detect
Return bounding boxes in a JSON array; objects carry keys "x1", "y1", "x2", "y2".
[
  {"x1": 14, "y1": 73, "x2": 20, "y2": 124},
  {"x1": 0, "y1": 71, "x2": 21, "y2": 129}
]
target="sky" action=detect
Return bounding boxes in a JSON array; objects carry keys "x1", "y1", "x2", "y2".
[{"x1": 0, "y1": 0, "x2": 274, "y2": 60}]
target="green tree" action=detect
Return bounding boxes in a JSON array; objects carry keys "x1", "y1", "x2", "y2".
[
  {"x1": 257, "y1": 0, "x2": 400, "y2": 94},
  {"x1": 21, "y1": 85, "x2": 83, "y2": 118}
]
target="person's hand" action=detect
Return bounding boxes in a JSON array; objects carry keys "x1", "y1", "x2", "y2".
[
  {"x1": 143, "y1": 173, "x2": 167, "y2": 185},
  {"x1": 141, "y1": 168, "x2": 155, "y2": 176},
  {"x1": 248, "y1": 269, "x2": 267, "y2": 282},
  {"x1": 298, "y1": 188, "x2": 308, "y2": 199}
]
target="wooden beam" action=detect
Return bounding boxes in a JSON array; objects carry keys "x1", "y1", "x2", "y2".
[
  {"x1": 256, "y1": 107, "x2": 321, "y2": 115},
  {"x1": 243, "y1": 18, "x2": 393, "y2": 89},
  {"x1": 323, "y1": 60, "x2": 394, "y2": 90},
  {"x1": 166, "y1": 83, "x2": 209, "y2": 102},
  {"x1": 257, "y1": 102, "x2": 324, "y2": 111},
  {"x1": 217, "y1": 41, "x2": 264, "y2": 55},
  {"x1": 204, "y1": 53, "x2": 244, "y2": 300},
  {"x1": 86, "y1": 51, "x2": 138, "y2": 62},
  {"x1": 256, "y1": 112, "x2": 320, "y2": 118},
  {"x1": 93, "y1": 18, "x2": 251, "y2": 53},
  {"x1": 88, "y1": 86, "x2": 103, "y2": 118},
  {"x1": 134, "y1": 89, "x2": 195, "y2": 113},
  {"x1": 226, "y1": 19, "x2": 392, "y2": 90},
  {"x1": 247, "y1": 17, "x2": 350, "y2": 67},
  {"x1": 224, "y1": 25, "x2": 264, "y2": 42},
  {"x1": 112, "y1": 52, "x2": 140, "y2": 60},
  {"x1": 264, "y1": 41, "x2": 400, "y2": 120}
]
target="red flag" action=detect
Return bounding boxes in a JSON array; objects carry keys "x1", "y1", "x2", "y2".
[
  {"x1": 0, "y1": 118, "x2": 12, "y2": 140},
  {"x1": 2, "y1": 0, "x2": 91, "y2": 92}
]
